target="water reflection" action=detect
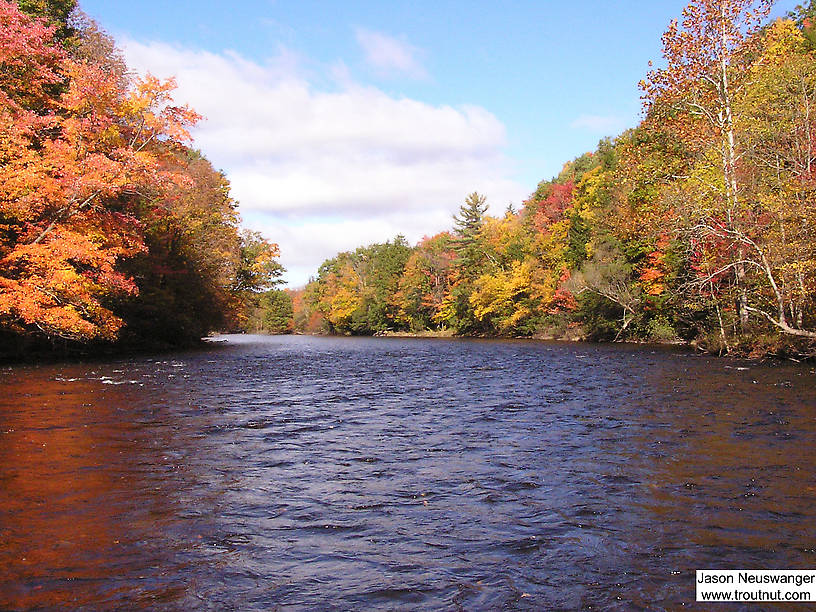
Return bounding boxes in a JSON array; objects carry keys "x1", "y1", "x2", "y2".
[
  {"x1": 0, "y1": 365, "x2": 223, "y2": 609},
  {"x1": 0, "y1": 337, "x2": 814, "y2": 610}
]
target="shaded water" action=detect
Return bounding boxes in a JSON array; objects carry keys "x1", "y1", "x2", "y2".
[{"x1": 1, "y1": 335, "x2": 814, "y2": 610}]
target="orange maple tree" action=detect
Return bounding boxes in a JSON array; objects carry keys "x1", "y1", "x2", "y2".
[{"x1": 0, "y1": 1, "x2": 199, "y2": 340}]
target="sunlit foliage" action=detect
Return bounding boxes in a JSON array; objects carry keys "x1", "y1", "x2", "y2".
[
  {"x1": 0, "y1": 2, "x2": 282, "y2": 353},
  {"x1": 300, "y1": 1, "x2": 816, "y2": 356}
]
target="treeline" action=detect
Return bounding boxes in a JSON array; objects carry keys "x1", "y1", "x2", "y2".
[
  {"x1": 289, "y1": 0, "x2": 816, "y2": 357},
  {"x1": 0, "y1": 1, "x2": 283, "y2": 357}
]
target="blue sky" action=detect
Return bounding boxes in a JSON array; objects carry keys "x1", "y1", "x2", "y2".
[{"x1": 79, "y1": 0, "x2": 798, "y2": 286}]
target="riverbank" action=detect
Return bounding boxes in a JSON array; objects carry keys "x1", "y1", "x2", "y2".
[
  {"x1": 0, "y1": 332, "x2": 218, "y2": 365},
  {"x1": 334, "y1": 328, "x2": 813, "y2": 361},
  {"x1": 3, "y1": 327, "x2": 811, "y2": 363},
  {"x1": 374, "y1": 329, "x2": 457, "y2": 339}
]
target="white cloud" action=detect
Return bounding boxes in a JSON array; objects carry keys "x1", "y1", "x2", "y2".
[
  {"x1": 354, "y1": 28, "x2": 426, "y2": 79},
  {"x1": 122, "y1": 40, "x2": 527, "y2": 286},
  {"x1": 570, "y1": 114, "x2": 627, "y2": 134}
]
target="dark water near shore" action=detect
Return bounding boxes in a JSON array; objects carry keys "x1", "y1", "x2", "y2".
[{"x1": 1, "y1": 335, "x2": 814, "y2": 610}]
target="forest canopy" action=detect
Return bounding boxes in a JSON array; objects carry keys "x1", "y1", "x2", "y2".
[
  {"x1": 3, "y1": 0, "x2": 815, "y2": 359},
  {"x1": 293, "y1": 0, "x2": 816, "y2": 358},
  {"x1": 0, "y1": 0, "x2": 284, "y2": 355}
]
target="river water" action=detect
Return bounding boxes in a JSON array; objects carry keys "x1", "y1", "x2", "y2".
[{"x1": 0, "y1": 335, "x2": 814, "y2": 610}]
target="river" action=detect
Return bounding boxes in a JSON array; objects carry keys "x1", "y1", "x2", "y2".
[{"x1": 1, "y1": 335, "x2": 814, "y2": 610}]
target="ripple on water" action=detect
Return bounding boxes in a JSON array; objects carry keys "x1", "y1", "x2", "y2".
[{"x1": 0, "y1": 334, "x2": 815, "y2": 610}]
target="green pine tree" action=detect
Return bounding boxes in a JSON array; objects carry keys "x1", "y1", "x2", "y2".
[{"x1": 452, "y1": 192, "x2": 488, "y2": 276}]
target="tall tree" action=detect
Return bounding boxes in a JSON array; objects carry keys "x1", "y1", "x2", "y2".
[
  {"x1": 731, "y1": 19, "x2": 816, "y2": 338},
  {"x1": 233, "y1": 230, "x2": 284, "y2": 294},
  {"x1": 452, "y1": 192, "x2": 489, "y2": 274},
  {"x1": 641, "y1": 0, "x2": 773, "y2": 329},
  {"x1": 0, "y1": 1, "x2": 215, "y2": 343}
]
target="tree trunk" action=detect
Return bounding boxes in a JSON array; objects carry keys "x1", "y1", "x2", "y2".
[{"x1": 720, "y1": 11, "x2": 749, "y2": 329}]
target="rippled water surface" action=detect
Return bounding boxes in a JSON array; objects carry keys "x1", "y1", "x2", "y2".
[{"x1": 1, "y1": 335, "x2": 815, "y2": 610}]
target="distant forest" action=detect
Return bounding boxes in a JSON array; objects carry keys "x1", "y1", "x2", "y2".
[
  {"x1": 280, "y1": 1, "x2": 816, "y2": 358},
  {"x1": 2, "y1": 0, "x2": 816, "y2": 359}
]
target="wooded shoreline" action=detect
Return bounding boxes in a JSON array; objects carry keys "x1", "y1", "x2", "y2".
[
  {"x1": 274, "y1": 5, "x2": 816, "y2": 360},
  {"x1": 2, "y1": 0, "x2": 816, "y2": 362}
]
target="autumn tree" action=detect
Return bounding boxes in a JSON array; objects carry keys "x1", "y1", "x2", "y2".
[
  {"x1": 0, "y1": 3, "x2": 284, "y2": 353},
  {"x1": 392, "y1": 232, "x2": 455, "y2": 330},
  {"x1": 233, "y1": 230, "x2": 284, "y2": 293},
  {"x1": 642, "y1": 0, "x2": 773, "y2": 330},
  {"x1": 467, "y1": 212, "x2": 544, "y2": 335},
  {"x1": 117, "y1": 150, "x2": 243, "y2": 344},
  {"x1": 222, "y1": 229, "x2": 285, "y2": 330},
  {"x1": 729, "y1": 19, "x2": 816, "y2": 339},
  {"x1": 0, "y1": 2, "x2": 150, "y2": 342},
  {"x1": 17, "y1": 0, "x2": 76, "y2": 40},
  {"x1": 0, "y1": 9, "x2": 201, "y2": 341},
  {"x1": 310, "y1": 237, "x2": 411, "y2": 334}
]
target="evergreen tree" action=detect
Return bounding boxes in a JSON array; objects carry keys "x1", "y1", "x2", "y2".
[{"x1": 452, "y1": 192, "x2": 488, "y2": 275}]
